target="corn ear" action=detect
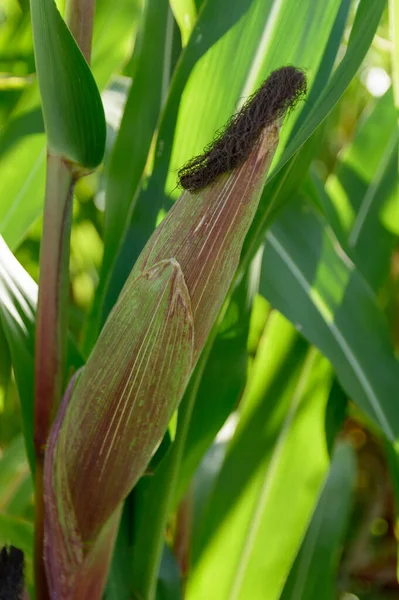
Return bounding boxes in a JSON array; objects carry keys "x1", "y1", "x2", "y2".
[
  {"x1": 44, "y1": 259, "x2": 194, "y2": 595},
  {"x1": 44, "y1": 124, "x2": 280, "y2": 596}
]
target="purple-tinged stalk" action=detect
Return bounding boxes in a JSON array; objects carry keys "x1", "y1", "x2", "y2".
[
  {"x1": 173, "y1": 485, "x2": 194, "y2": 593},
  {"x1": 33, "y1": 0, "x2": 98, "y2": 597},
  {"x1": 43, "y1": 66, "x2": 306, "y2": 598},
  {"x1": 64, "y1": 0, "x2": 95, "y2": 63},
  {"x1": 33, "y1": 156, "x2": 74, "y2": 600},
  {"x1": 44, "y1": 372, "x2": 122, "y2": 598}
]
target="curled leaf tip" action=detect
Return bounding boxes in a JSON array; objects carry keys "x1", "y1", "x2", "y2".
[{"x1": 177, "y1": 65, "x2": 307, "y2": 191}]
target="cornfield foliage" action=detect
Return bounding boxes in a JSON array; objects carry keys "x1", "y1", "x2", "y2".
[{"x1": 0, "y1": 0, "x2": 398, "y2": 598}]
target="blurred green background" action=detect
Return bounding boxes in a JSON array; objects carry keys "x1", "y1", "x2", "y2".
[{"x1": 1, "y1": 0, "x2": 399, "y2": 598}]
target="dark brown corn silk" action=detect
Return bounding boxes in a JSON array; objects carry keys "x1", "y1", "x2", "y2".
[
  {"x1": 178, "y1": 66, "x2": 307, "y2": 191},
  {"x1": 0, "y1": 547, "x2": 24, "y2": 600}
]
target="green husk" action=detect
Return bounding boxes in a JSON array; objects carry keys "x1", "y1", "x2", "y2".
[{"x1": 44, "y1": 124, "x2": 280, "y2": 597}]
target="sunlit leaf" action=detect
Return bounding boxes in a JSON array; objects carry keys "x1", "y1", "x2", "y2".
[
  {"x1": 88, "y1": 0, "x2": 175, "y2": 348},
  {"x1": 323, "y1": 90, "x2": 399, "y2": 289},
  {"x1": 30, "y1": 0, "x2": 106, "y2": 167},
  {"x1": 0, "y1": 436, "x2": 30, "y2": 512},
  {"x1": 0, "y1": 0, "x2": 141, "y2": 250},
  {"x1": 389, "y1": 0, "x2": 399, "y2": 113},
  {"x1": 0, "y1": 236, "x2": 83, "y2": 473},
  {"x1": 261, "y1": 199, "x2": 399, "y2": 441},
  {"x1": 189, "y1": 313, "x2": 332, "y2": 600},
  {"x1": 0, "y1": 236, "x2": 37, "y2": 471},
  {"x1": 0, "y1": 513, "x2": 34, "y2": 559},
  {"x1": 280, "y1": 442, "x2": 356, "y2": 600},
  {"x1": 242, "y1": 0, "x2": 386, "y2": 271},
  {"x1": 170, "y1": 0, "x2": 197, "y2": 46}
]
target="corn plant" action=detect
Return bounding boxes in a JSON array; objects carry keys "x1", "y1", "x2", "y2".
[{"x1": 0, "y1": 0, "x2": 398, "y2": 599}]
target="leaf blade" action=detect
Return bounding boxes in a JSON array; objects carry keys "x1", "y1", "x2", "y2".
[
  {"x1": 280, "y1": 442, "x2": 356, "y2": 600},
  {"x1": 189, "y1": 313, "x2": 332, "y2": 600},
  {"x1": 260, "y1": 200, "x2": 399, "y2": 441},
  {"x1": 30, "y1": 0, "x2": 106, "y2": 167}
]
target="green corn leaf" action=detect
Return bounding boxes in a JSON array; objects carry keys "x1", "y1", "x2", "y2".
[
  {"x1": 170, "y1": 0, "x2": 197, "y2": 47},
  {"x1": 389, "y1": 0, "x2": 399, "y2": 112},
  {"x1": 0, "y1": 0, "x2": 141, "y2": 251},
  {"x1": 273, "y1": 0, "x2": 385, "y2": 177},
  {"x1": 242, "y1": 0, "x2": 386, "y2": 272},
  {"x1": 0, "y1": 104, "x2": 46, "y2": 251},
  {"x1": 188, "y1": 313, "x2": 332, "y2": 600},
  {"x1": 91, "y1": 0, "x2": 143, "y2": 91},
  {"x1": 30, "y1": 0, "x2": 106, "y2": 167},
  {"x1": 0, "y1": 2, "x2": 33, "y2": 108},
  {"x1": 323, "y1": 90, "x2": 399, "y2": 290},
  {"x1": 5, "y1": 476, "x2": 34, "y2": 518},
  {"x1": 156, "y1": 545, "x2": 183, "y2": 600},
  {"x1": 105, "y1": 496, "x2": 135, "y2": 600},
  {"x1": 0, "y1": 237, "x2": 37, "y2": 472},
  {"x1": 0, "y1": 323, "x2": 12, "y2": 444},
  {"x1": 87, "y1": 0, "x2": 175, "y2": 350},
  {"x1": 0, "y1": 436, "x2": 31, "y2": 512},
  {"x1": 280, "y1": 442, "x2": 356, "y2": 600},
  {"x1": 0, "y1": 513, "x2": 34, "y2": 561},
  {"x1": 0, "y1": 320, "x2": 11, "y2": 392},
  {"x1": 106, "y1": 498, "x2": 183, "y2": 600},
  {"x1": 102, "y1": 0, "x2": 171, "y2": 277},
  {"x1": 0, "y1": 236, "x2": 83, "y2": 474},
  {"x1": 260, "y1": 199, "x2": 399, "y2": 441}
]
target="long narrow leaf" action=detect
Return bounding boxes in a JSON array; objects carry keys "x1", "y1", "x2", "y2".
[
  {"x1": 0, "y1": 237, "x2": 37, "y2": 471},
  {"x1": 0, "y1": 237, "x2": 82, "y2": 473},
  {"x1": 189, "y1": 313, "x2": 332, "y2": 600},
  {"x1": 323, "y1": 90, "x2": 398, "y2": 290},
  {"x1": 260, "y1": 200, "x2": 399, "y2": 441},
  {"x1": 280, "y1": 442, "x2": 356, "y2": 600},
  {"x1": 88, "y1": 0, "x2": 174, "y2": 347},
  {"x1": 30, "y1": 0, "x2": 105, "y2": 166},
  {"x1": 243, "y1": 0, "x2": 386, "y2": 270},
  {"x1": 0, "y1": 436, "x2": 31, "y2": 512}
]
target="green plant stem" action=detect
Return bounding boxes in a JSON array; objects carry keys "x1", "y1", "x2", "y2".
[
  {"x1": 34, "y1": 153, "x2": 74, "y2": 600},
  {"x1": 65, "y1": 0, "x2": 97, "y2": 63},
  {"x1": 173, "y1": 484, "x2": 194, "y2": 595},
  {"x1": 33, "y1": 4, "x2": 97, "y2": 596}
]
